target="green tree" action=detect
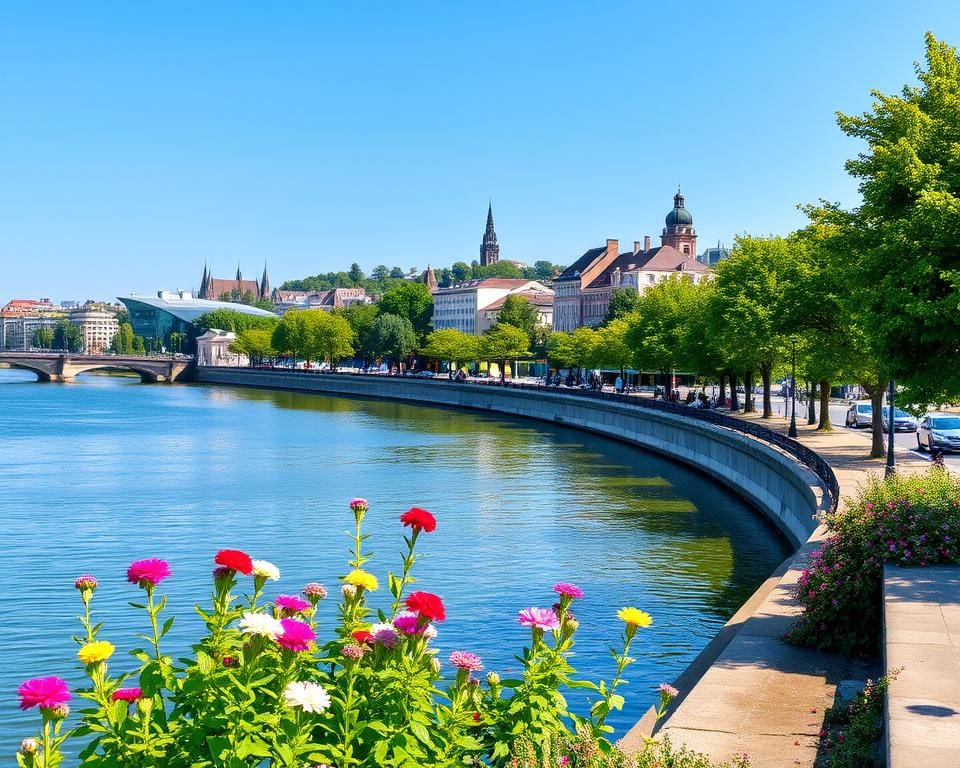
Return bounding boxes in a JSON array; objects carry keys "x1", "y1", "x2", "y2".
[
  {"x1": 371, "y1": 265, "x2": 389, "y2": 282},
  {"x1": 590, "y1": 317, "x2": 635, "y2": 380},
  {"x1": 479, "y1": 323, "x2": 530, "y2": 382},
  {"x1": 313, "y1": 311, "x2": 355, "y2": 369},
  {"x1": 604, "y1": 287, "x2": 641, "y2": 323},
  {"x1": 272, "y1": 309, "x2": 318, "y2": 363},
  {"x1": 110, "y1": 322, "x2": 134, "y2": 354},
  {"x1": 825, "y1": 32, "x2": 960, "y2": 406},
  {"x1": 389, "y1": 266, "x2": 405, "y2": 279},
  {"x1": 369, "y1": 313, "x2": 417, "y2": 370},
  {"x1": 53, "y1": 319, "x2": 83, "y2": 352},
  {"x1": 533, "y1": 261, "x2": 558, "y2": 281},
  {"x1": 230, "y1": 328, "x2": 275, "y2": 366},
  {"x1": 195, "y1": 309, "x2": 277, "y2": 334},
  {"x1": 336, "y1": 303, "x2": 379, "y2": 365},
  {"x1": 627, "y1": 277, "x2": 697, "y2": 388},
  {"x1": 451, "y1": 262, "x2": 471, "y2": 282},
  {"x1": 378, "y1": 282, "x2": 434, "y2": 341},
  {"x1": 132, "y1": 335, "x2": 146, "y2": 355},
  {"x1": 496, "y1": 295, "x2": 539, "y2": 342},
  {"x1": 349, "y1": 263, "x2": 365, "y2": 283},
  {"x1": 32, "y1": 326, "x2": 54, "y2": 349},
  {"x1": 421, "y1": 328, "x2": 480, "y2": 370}
]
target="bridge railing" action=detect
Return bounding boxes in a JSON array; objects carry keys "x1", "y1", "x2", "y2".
[{"x1": 210, "y1": 365, "x2": 841, "y2": 512}]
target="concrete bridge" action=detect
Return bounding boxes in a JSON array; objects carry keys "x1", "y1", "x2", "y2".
[{"x1": 0, "y1": 352, "x2": 194, "y2": 382}]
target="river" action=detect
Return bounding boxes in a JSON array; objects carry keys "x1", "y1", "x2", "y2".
[{"x1": 0, "y1": 368, "x2": 791, "y2": 756}]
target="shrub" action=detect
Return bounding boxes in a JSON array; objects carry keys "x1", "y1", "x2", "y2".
[
  {"x1": 15, "y1": 499, "x2": 676, "y2": 768},
  {"x1": 817, "y1": 672, "x2": 896, "y2": 768},
  {"x1": 789, "y1": 466, "x2": 960, "y2": 654}
]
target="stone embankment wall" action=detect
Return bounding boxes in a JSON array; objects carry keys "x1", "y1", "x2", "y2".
[{"x1": 196, "y1": 368, "x2": 828, "y2": 547}]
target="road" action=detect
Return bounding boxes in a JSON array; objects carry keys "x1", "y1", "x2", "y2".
[{"x1": 765, "y1": 394, "x2": 960, "y2": 472}]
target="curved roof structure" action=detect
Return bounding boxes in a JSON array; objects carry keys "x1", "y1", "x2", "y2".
[{"x1": 119, "y1": 292, "x2": 275, "y2": 324}]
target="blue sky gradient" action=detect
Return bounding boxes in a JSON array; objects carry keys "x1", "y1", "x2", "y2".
[{"x1": 2, "y1": 1, "x2": 959, "y2": 301}]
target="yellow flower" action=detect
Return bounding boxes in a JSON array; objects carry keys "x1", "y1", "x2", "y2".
[
  {"x1": 617, "y1": 607, "x2": 652, "y2": 629},
  {"x1": 78, "y1": 640, "x2": 115, "y2": 664},
  {"x1": 344, "y1": 569, "x2": 378, "y2": 592}
]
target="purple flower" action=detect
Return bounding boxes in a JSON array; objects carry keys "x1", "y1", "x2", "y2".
[{"x1": 518, "y1": 607, "x2": 560, "y2": 631}]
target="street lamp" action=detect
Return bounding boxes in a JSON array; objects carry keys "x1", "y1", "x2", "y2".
[
  {"x1": 788, "y1": 336, "x2": 798, "y2": 438},
  {"x1": 885, "y1": 379, "x2": 897, "y2": 477}
]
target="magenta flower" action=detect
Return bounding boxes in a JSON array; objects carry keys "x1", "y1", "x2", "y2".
[
  {"x1": 518, "y1": 607, "x2": 561, "y2": 631},
  {"x1": 127, "y1": 558, "x2": 171, "y2": 588},
  {"x1": 18, "y1": 677, "x2": 71, "y2": 711},
  {"x1": 275, "y1": 618, "x2": 316, "y2": 652},
  {"x1": 659, "y1": 683, "x2": 679, "y2": 698},
  {"x1": 111, "y1": 687, "x2": 142, "y2": 702},
  {"x1": 449, "y1": 651, "x2": 484, "y2": 672},
  {"x1": 275, "y1": 594, "x2": 311, "y2": 614},
  {"x1": 349, "y1": 498, "x2": 368, "y2": 511},
  {"x1": 393, "y1": 610, "x2": 428, "y2": 635},
  {"x1": 553, "y1": 582, "x2": 584, "y2": 599}
]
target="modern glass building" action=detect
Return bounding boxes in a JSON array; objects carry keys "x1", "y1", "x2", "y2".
[{"x1": 120, "y1": 291, "x2": 275, "y2": 352}]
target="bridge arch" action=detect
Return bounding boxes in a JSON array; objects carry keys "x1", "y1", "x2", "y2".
[
  {"x1": 67, "y1": 364, "x2": 164, "y2": 383},
  {"x1": 2, "y1": 361, "x2": 56, "y2": 382},
  {"x1": 0, "y1": 354, "x2": 192, "y2": 383}
]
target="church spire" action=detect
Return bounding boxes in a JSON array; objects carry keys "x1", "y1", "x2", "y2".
[
  {"x1": 480, "y1": 201, "x2": 500, "y2": 267},
  {"x1": 200, "y1": 262, "x2": 209, "y2": 298},
  {"x1": 236, "y1": 262, "x2": 243, "y2": 282},
  {"x1": 260, "y1": 262, "x2": 271, "y2": 300}
]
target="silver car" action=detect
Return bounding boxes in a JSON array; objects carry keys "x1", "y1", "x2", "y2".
[
  {"x1": 917, "y1": 414, "x2": 960, "y2": 453},
  {"x1": 881, "y1": 408, "x2": 918, "y2": 433},
  {"x1": 845, "y1": 402, "x2": 873, "y2": 429}
]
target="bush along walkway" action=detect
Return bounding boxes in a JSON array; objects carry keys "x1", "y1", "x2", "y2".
[{"x1": 621, "y1": 413, "x2": 932, "y2": 768}]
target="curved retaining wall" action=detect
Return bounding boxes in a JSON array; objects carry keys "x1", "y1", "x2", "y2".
[{"x1": 195, "y1": 367, "x2": 829, "y2": 547}]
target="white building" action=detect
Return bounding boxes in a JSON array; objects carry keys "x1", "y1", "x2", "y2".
[
  {"x1": 432, "y1": 279, "x2": 552, "y2": 335},
  {"x1": 196, "y1": 329, "x2": 247, "y2": 367},
  {"x1": 1, "y1": 315, "x2": 61, "y2": 350},
  {"x1": 69, "y1": 310, "x2": 119, "y2": 353}
]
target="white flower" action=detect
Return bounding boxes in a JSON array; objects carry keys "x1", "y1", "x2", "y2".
[
  {"x1": 341, "y1": 583, "x2": 357, "y2": 598},
  {"x1": 251, "y1": 559, "x2": 280, "y2": 581},
  {"x1": 239, "y1": 611, "x2": 284, "y2": 639},
  {"x1": 423, "y1": 624, "x2": 437, "y2": 641},
  {"x1": 283, "y1": 681, "x2": 331, "y2": 714}
]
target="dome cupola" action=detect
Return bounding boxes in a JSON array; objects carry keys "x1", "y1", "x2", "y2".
[{"x1": 665, "y1": 189, "x2": 693, "y2": 228}]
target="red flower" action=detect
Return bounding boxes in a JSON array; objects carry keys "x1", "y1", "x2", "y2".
[
  {"x1": 400, "y1": 507, "x2": 437, "y2": 534},
  {"x1": 111, "y1": 687, "x2": 142, "y2": 702},
  {"x1": 405, "y1": 591, "x2": 446, "y2": 622},
  {"x1": 214, "y1": 549, "x2": 253, "y2": 576},
  {"x1": 472, "y1": 712, "x2": 481, "y2": 722},
  {"x1": 352, "y1": 630, "x2": 374, "y2": 644}
]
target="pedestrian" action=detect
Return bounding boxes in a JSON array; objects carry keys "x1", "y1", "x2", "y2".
[{"x1": 615, "y1": 375, "x2": 623, "y2": 394}]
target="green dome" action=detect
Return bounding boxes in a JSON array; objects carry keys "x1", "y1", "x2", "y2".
[{"x1": 665, "y1": 191, "x2": 693, "y2": 228}]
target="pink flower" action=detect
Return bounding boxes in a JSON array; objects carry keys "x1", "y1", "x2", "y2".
[
  {"x1": 303, "y1": 583, "x2": 328, "y2": 599},
  {"x1": 111, "y1": 687, "x2": 142, "y2": 702},
  {"x1": 275, "y1": 618, "x2": 316, "y2": 652},
  {"x1": 659, "y1": 683, "x2": 679, "y2": 698},
  {"x1": 276, "y1": 595, "x2": 311, "y2": 614},
  {"x1": 553, "y1": 582, "x2": 584, "y2": 599},
  {"x1": 126, "y1": 558, "x2": 171, "y2": 587},
  {"x1": 341, "y1": 643, "x2": 365, "y2": 660},
  {"x1": 393, "y1": 610, "x2": 429, "y2": 635},
  {"x1": 518, "y1": 607, "x2": 561, "y2": 631},
  {"x1": 74, "y1": 575, "x2": 98, "y2": 591},
  {"x1": 349, "y1": 498, "x2": 368, "y2": 511},
  {"x1": 18, "y1": 677, "x2": 71, "y2": 711},
  {"x1": 449, "y1": 651, "x2": 484, "y2": 672}
]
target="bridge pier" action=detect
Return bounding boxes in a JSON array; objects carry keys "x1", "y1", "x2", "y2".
[{"x1": 0, "y1": 354, "x2": 194, "y2": 383}]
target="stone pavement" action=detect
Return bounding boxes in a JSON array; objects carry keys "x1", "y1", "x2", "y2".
[
  {"x1": 884, "y1": 565, "x2": 960, "y2": 768},
  {"x1": 622, "y1": 410, "x2": 929, "y2": 767}
]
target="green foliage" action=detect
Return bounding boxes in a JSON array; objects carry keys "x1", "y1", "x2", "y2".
[
  {"x1": 627, "y1": 277, "x2": 700, "y2": 375},
  {"x1": 194, "y1": 310, "x2": 277, "y2": 335},
  {"x1": 269, "y1": 309, "x2": 354, "y2": 366},
  {"x1": 421, "y1": 328, "x2": 479, "y2": 366},
  {"x1": 479, "y1": 324, "x2": 531, "y2": 379},
  {"x1": 31, "y1": 326, "x2": 54, "y2": 349},
  {"x1": 827, "y1": 32, "x2": 960, "y2": 405},
  {"x1": 547, "y1": 328, "x2": 597, "y2": 373},
  {"x1": 230, "y1": 329, "x2": 276, "y2": 366},
  {"x1": 313, "y1": 312, "x2": 356, "y2": 368},
  {"x1": 819, "y1": 674, "x2": 896, "y2": 768},
  {"x1": 14, "y1": 504, "x2": 664, "y2": 768},
  {"x1": 335, "y1": 304, "x2": 380, "y2": 363},
  {"x1": 378, "y1": 282, "x2": 434, "y2": 341},
  {"x1": 590, "y1": 319, "x2": 634, "y2": 375},
  {"x1": 604, "y1": 288, "x2": 641, "y2": 324},
  {"x1": 496, "y1": 295, "x2": 540, "y2": 341},
  {"x1": 369, "y1": 313, "x2": 417, "y2": 366},
  {"x1": 110, "y1": 323, "x2": 135, "y2": 355},
  {"x1": 53, "y1": 319, "x2": 83, "y2": 352},
  {"x1": 789, "y1": 467, "x2": 960, "y2": 654}
]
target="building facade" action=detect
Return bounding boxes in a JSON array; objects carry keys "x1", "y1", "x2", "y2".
[
  {"x1": 1, "y1": 315, "x2": 60, "y2": 350},
  {"x1": 69, "y1": 310, "x2": 119, "y2": 353},
  {"x1": 432, "y1": 279, "x2": 552, "y2": 335},
  {"x1": 273, "y1": 288, "x2": 372, "y2": 314},
  {"x1": 552, "y1": 191, "x2": 712, "y2": 331},
  {"x1": 199, "y1": 263, "x2": 272, "y2": 302},
  {"x1": 477, "y1": 289, "x2": 554, "y2": 334}
]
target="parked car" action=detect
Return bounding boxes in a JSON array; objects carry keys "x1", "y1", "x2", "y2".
[
  {"x1": 917, "y1": 414, "x2": 960, "y2": 452},
  {"x1": 845, "y1": 402, "x2": 874, "y2": 429},
  {"x1": 880, "y1": 408, "x2": 918, "y2": 432}
]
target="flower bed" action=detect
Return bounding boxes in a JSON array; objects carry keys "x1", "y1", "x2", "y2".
[
  {"x1": 15, "y1": 499, "x2": 678, "y2": 767},
  {"x1": 789, "y1": 466, "x2": 960, "y2": 655}
]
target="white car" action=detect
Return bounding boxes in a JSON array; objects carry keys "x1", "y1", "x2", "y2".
[
  {"x1": 845, "y1": 402, "x2": 873, "y2": 429},
  {"x1": 917, "y1": 414, "x2": 960, "y2": 453}
]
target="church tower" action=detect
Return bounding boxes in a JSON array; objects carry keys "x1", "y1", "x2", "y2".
[
  {"x1": 199, "y1": 263, "x2": 210, "y2": 299},
  {"x1": 480, "y1": 202, "x2": 500, "y2": 267},
  {"x1": 661, "y1": 188, "x2": 698, "y2": 257},
  {"x1": 260, "y1": 263, "x2": 271, "y2": 300}
]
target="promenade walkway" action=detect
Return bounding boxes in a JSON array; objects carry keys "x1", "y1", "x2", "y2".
[{"x1": 622, "y1": 408, "x2": 929, "y2": 768}]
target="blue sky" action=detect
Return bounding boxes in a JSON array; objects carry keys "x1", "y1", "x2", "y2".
[{"x1": 2, "y1": 1, "x2": 959, "y2": 301}]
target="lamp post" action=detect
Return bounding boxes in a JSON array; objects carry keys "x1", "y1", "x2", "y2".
[
  {"x1": 885, "y1": 379, "x2": 897, "y2": 477},
  {"x1": 788, "y1": 336, "x2": 798, "y2": 438}
]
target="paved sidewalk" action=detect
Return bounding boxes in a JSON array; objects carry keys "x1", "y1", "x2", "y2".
[{"x1": 623, "y1": 411, "x2": 929, "y2": 767}]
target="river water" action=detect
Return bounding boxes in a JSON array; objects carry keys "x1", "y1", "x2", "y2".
[{"x1": 0, "y1": 368, "x2": 791, "y2": 756}]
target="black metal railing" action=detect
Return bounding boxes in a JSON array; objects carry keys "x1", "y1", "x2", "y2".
[{"x1": 210, "y1": 366, "x2": 841, "y2": 512}]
